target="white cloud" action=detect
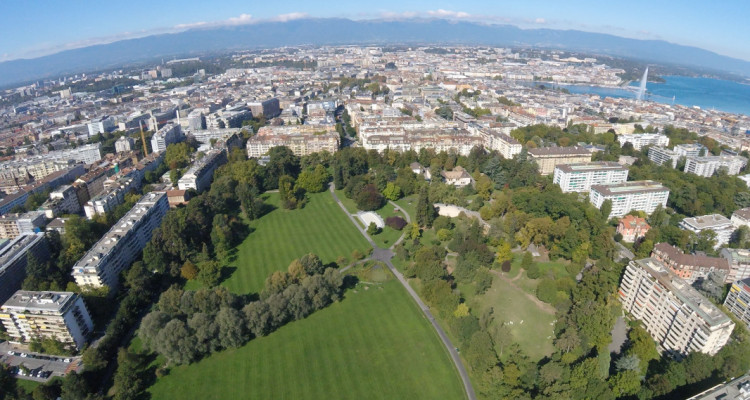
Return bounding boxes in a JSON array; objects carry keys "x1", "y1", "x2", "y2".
[
  {"x1": 534, "y1": 18, "x2": 546, "y2": 24},
  {"x1": 379, "y1": 11, "x2": 419, "y2": 19},
  {"x1": 271, "y1": 12, "x2": 309, "y2": 22},
  {"x1": 427, "y1": 9, "x2": 471, "y2": 19}
]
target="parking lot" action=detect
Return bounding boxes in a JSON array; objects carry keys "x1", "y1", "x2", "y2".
[{"x1": 0, "y1": 342, "x2": 80, "y2": 382}]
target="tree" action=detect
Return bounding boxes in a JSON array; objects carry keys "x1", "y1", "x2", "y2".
[
  {"x1": 279, "y1": 174, "x2": 305, "y2": 209},
  {"x1": 366, "y1": 222, "x2": 380, "y2": 235},
  {"x1": 454, "y1": 303, "x2": 470, "y2": 318},
  {"x1": 61, "y1": 371, "x2": 90, "y2": 400},
  {"x1": 416, "y1": 187, "x2": 437, "y2": 227},
  {"x1": 521, "y1": 251, "x2": 533, "y2": 269},
  {"x1": 382, "y1": 182, "x2": 403, "y2": 201},
  {"x1": 154, "y1": 319, "x2": 197, "y2": 365},
  {"x1": 197, "y1": 260, "x2": 222, "y2": 287},
  {"x1": 181, "y1": 261, "x2": 199, "y2": 280},
  {"x1": 526, "y1": 263, "x2": 541, "y2": 279},
  {"x1": 354, "y1": 184, "x2": 385, "y2": 211},
  {"x1": 296, "y1": 165, "x2": 329, "y2": 193},
  {"x1": 408, "y1": 223, "x2": 421, "y2": 240},
  {"x1": 600, "y1": 199, "x2": 613, "y2": 220},
  {"x1": 113, "y1": 348, "x2": 145, "y2": 400},
  {"x1": 385, "y1": 216, "x2": 407, "y2": 230},
  {"x1": 495, "y1": 241, "x2": 512, "y2": 265},
  {"x1": 216, "y1": 307, "x2": 248, "y2": 348}
]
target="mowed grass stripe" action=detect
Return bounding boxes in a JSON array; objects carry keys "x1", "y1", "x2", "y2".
[
  {"x1": 149, "y1": 281, "x2": 465, "y2": 400},
  {"x1": 223, "y1": 192, "x2": 370, "y2": 294}
]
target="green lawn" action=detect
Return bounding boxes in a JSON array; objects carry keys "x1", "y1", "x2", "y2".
[
  {"x1": 148, "y1": 280, "x2": 466, "y2": 400},
  {"x1": 471, "y1": 274, "x2": 556, "y2": 361},
  {"x1": 223, "y1": 192, "x2": 370, "y2": 294},
  {"x1": 394, "y1": 195, "x2": 417, "y2": 220},
  {"x1": 371, "y1": 202, "x2": 406, "y2": 249},
  {"x1": 15, "y1": 379, "x2": 39, "y2": 392}
]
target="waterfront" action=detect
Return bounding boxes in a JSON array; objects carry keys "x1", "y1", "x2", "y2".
[{"x1": 561, "y1": 76, "x2": 750, "y2": 116}]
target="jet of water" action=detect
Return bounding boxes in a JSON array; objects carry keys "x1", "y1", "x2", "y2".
[{"x1": 637, "y1": 67, "x2": 648, "y2": 101}]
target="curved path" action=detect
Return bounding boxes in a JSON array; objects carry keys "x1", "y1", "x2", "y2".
[{"x1": 330, "y1": 184, "x2": 476, "y2": 400}]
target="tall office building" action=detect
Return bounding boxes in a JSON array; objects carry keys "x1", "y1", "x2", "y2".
[{"x1": 619, "y1": 258, "x2": 734, "y2": 357}]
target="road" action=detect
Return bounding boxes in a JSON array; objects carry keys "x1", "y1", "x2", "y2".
[
  {"x1": 330, "y1": 184, "x2": 477, "y2": 400},
  {"x1": 616, "y1": 242, "x2": 635, "y2": 260}
]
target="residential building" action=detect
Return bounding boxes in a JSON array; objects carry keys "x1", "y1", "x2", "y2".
[
  {"x1": 150, "y1": 123, "x2": 184, "y2": 154},
  {"x1": 480, "y1": 130, "x2": 522, "y2": 159},
  {"x1": 724, "y1": 279, "x2": 750, "y2": 331},
  {"x1": 674, "y1": 143, "x2": 706, "y2": 158},
  {"x1": 527, "y1": 146, "x2": 592, "y2": 175},
  {"x1": 617, "y1": 215, "x2": 651, "y2": 242},
  {"x1": 114, "y1": 136, "x2": 135, "y2": 153},
  {"x1": 441, "y1": 166, "x2": 473, "y2": 187},
  {"x1": 0, "y1": 233, "x2": 49, "y2": 304},
  {"x1": 248, "y1": 98, "x2": 281, "y2": 118},
  {"x1": 651, "y1": 243, "x2": 730, "y2": 284},
  {"x1": 617, "y1": 133, "x2": 669, "y2": 150},
  {"x1": 731, "y1": 207, "x2": 750, "y2": 229},
  {"x1": 589, "y1": 180, "x2": 670, "y2": 219},
  {"x1": 177, "y1": 149, "x2": 227, "y2": 193},
  {"x1": 0, "y1": 291, "x2": 93, "y2": 350},
  {"x1": 684, "y1": 155, "x2": 747, "y2": 177},
  {"x1": 247, "y1": 125, "x2": 339, "y2": 157},
  {"x1": 720, "y1": 248, "x2": 750, "y2": 283},
  {"x1": 648, "y1": 147, "x2": 679, "y2": 168},
  {"x1": 679, "y1": 214, "x2": 735, "y2": 248},
  {"x1": 619, "y1": 258, "x2": 734, "y2": 357},
  {"x1": 40, "y1": 184, "x2": 82, "y2": 218},
  {"x1": 83, "y1": 176, "x2": 140, "y2": 219},
  {"x1": 87, "y1": 116, "x2": 115, "y2": 137},
  {"x1": 166, "y1": 189, "x2": 192, "y2": 207},
  {"x1": 72, "y1": 192, "x2": 168, "y2": 289},
  {"x1": 553, "y1": 162, "x2": 629, "y2": 192},
  {"x1": 686, "y1": 371, "x2": 750, "y2": 400},
  {"x1": 410, "y1": 162, "x2": 432, "y2": 180}
]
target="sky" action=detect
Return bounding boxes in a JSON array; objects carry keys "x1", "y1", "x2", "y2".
[{"x1": 1, "y1": 0, "x2": 749, "y2": 62}]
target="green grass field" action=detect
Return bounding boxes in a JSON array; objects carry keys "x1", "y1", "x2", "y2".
[
  {"x1": 222, "y1": 192, "x2": 370, "y2": 294},
  {"x1": 148, "y1": 280, "x2": 466, "y2": 400},
  {"x1": 15, "y1": 379, "x2": 39, "y2": 393}
]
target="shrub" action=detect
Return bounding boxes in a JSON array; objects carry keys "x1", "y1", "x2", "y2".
[
  {"x1": 437, "y1": 228, "x2": 453, "y2": 241},
  {"x1": 501, "y1": 260, "x2": 511, "y2": 273},
  {"x1": 354, "y1": 184, "x2": 385, "y2": 211},
  {"x1": 385, "y1": 216, "x2": 407, "y2": 230},
  {"x1": 366, "y1": 222, "x2": 381, "y2": 235},
  {"x1": 526, "y1": 263, "x2": 541, "y2": 279}
]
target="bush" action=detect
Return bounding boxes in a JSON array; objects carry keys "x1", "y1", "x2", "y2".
[
  {"x1": 526, "y1": 263, "x2": 541, "y2": 279},
  {"x1": 385, "y1": 216, "x2": 407, "y2": 230},
  {"x1": 437, "y1": 228, "x2": 453, "y2": 241},
  {"x1": 475, "y1": 268, "x2": 493, "y2": 294},
  {"x1": 501, "y1": 260, "x2": 511, "y2": 273},
  {"x1": 366, "y1": 222, "x2": 381, "y2": 235}
]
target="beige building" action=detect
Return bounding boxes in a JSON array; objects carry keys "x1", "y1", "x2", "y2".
[
  {"x1": 247, "y1": 125, "x2": 339, "y2": 157},
  {"x1": 619, "y1": 258, "x2": 734, "y2": 357},
  {"x1": 527, "y1": 146, "x2": 592, "y2": 175},
  {"x1": 0, "y1": 291, "x2": 93, "y2": 350}
]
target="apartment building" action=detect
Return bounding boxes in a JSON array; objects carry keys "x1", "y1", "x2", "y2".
[
  {"x1": 479, "y1": 130, "x2": 522, "y2": 159},
  {"x1": 553, "y1": 162, "x2": 629, "y2": 193},
  {"x1": 719, "y1": 248, "x2": 750, "y2": 283},
  {"x1": 619, "y1": 258, "x2": 734, "y2": 357},
  {"x1": 248, "y1": 98, "x2": 281, "y2": 118},
  {"x1": 731, "y1": 207, "x2": 750, "y2": 229},
  {"x1": 150, "y1": 123, "x2": 184, "y2": 154},
  {"x1": 177, "y1": 149, "x2": 227, "y2": 193},
  {"x1": 679, "y1": 214, "x2": 735, "y2": 248},
  {"x1": 247, "y1": 125, "x2": 340, "y2": 157},
  {"x1": 724, "y1": 278, "x2": 750, "y2": 330},
  {"x1": 0, "y1": 233, "x2": 50, "y2": 304},
  {"x1": 684, "y1": 155, "x2": 747, "y2": 177},
  {"x1": 72, "y1": 192, "x2": 168, "y2": 289},
  {"x1": 648, "y1": 147, "x2": 679, "y2": 168},
  {"x1": 651, "y1": 243, "x2": 730, "y2": 284},
  {"x1": 0, "y1": 291, "x2": 93, "y2": 350},
  {"x1": 83, "y1": 176, "x2": 140, "y2": 219},
  {"x1": 0, "y1": 212, "x2": 46, "y2": 239},
  {"x1": 617, "y1": 133, "x2": 669, "y2": 151},
  {"x1": 114, "y1": 136, "x2": 135, "y2": 153},
  {"x1": 589, "y1": 180, "x2": 670, "y2": 219},
  {"x1": 674, "y1": 143, "x2": 707, "y2": 158},
  {"x1": 527, "y1": 146, "x2": 592, "y2": 175},
  {"x1": 40, "y1": 184, "x2": 82, "y2": 218}
]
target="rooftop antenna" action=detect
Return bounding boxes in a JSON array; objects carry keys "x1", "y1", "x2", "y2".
[{"x1": 636, "y1": 67, "x2": 649, "y2": 101}]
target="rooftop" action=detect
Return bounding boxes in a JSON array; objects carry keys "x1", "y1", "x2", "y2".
[
  {"x1": 2, "y1": 291, "x2": 77, "y2": 313},
  {"x1": 528, "y1": 146, "x2": 591, "y2": 157},
  {"x1": 555, "y1": 161, "x2": 628, "y2": 173},
  {"x1": 681, "y1": 214, "x2": 733, "y2": 230},
  {"x1": 633, "y1": 258, "x2": 732, "y2": 327},
  {"x1": 590, "y1": 180, "x2": 669, "y2": 196}
]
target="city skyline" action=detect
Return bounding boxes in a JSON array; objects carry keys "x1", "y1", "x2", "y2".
[{"x1": 1, "y1": 0, "x2": 750, "y2": 63}]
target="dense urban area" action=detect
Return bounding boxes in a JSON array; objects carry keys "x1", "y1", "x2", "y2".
[{"x1": 1, "y1": 46, "x2": 750, "y2": 399}]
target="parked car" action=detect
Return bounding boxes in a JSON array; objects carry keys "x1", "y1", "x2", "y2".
[
  {"x1": 6, "y1": 351, "x2": 15, "y2": 356},
  {"x1": 63, "y1": 358, "x2": 71, "y2": 363},
  {"x1": 20, "y1": 353, "x2": 27, "y2": 358}
]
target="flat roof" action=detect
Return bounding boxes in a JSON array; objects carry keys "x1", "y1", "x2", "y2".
[
  {"x1": 2, "y1": 291, "x2": 77, "y2": 313},
  {"x1": 591, "y1": 180, "x2": 669, "y2": 196},
  {"x1": 633, "y1": 258, "x2": 731, "y2": 327},
  {"x1": 528, "y1": 146, "x2": 591, "y2": 157},
  {"x1": 555, "y1": 162, "x2": 628, "y2": 173}
]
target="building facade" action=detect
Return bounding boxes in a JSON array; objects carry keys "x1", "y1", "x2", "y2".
[
  {"x1": 177, "y1": 149, "x2": 228, "y2": 193},
  {"x1": 724, "y1": 279, "x2": 750, "y2": 331},
  {"x1": 619, "y1": 258, "x2": 734, "y2": 357},
  {"x1": 0, "y1": 234, "x2": 50, "y2": 305},
  {"x1": 679, "y1": 214, "x2": 736, "y2": 249},
  {"x1": 720, "y1": 248, "x2": 750, "y2": 283},
  {"x1": 651, "y1": 242, "x2": 730, "y2": 284},
  {"x1": 617, "y1": 215, "x2": 651, "y2": 242},
  {"x1": 150, "y1": 123, "x2": 184, "y2": 154},
  {"x1": 617, "y1": 133, "x2": 670, "y2": 151},
  {"x1": 684, "y1": 155, "x2": 747, "y2": 177},
  {"x1": 553, "y1": 162, "x2": 629, "y2": 193},
  {"x1": 0, "y1": 291, "x2": 93, "y2": 350},
  {"x1": 589, "y1": 180, "x2": 670, "y2": 219},
  {"x1": 648, "y1": 147, "x2": 679, "y2": 168},
  {"x1": 527, "y1": 146, "x2": 592, "y2": 175},
  {"x1": 72, "y1": 192, "x2": 169, "y2": 289},
  {"x1": 247, "y1": 125, "x2": 340, "y2": 157}
]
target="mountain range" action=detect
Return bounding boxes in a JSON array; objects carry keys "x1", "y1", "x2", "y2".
[{"x1": 1, "y1": 18, "x2": 749, "y2": 88}]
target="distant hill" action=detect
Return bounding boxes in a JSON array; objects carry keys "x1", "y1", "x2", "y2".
[{"x1": 1, "y1": 18, "x2": 749, "y2": 87}]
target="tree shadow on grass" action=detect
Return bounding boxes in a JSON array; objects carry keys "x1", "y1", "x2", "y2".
[{"x1": 218, "y1": 266, "x2": 237, "y2": 285}]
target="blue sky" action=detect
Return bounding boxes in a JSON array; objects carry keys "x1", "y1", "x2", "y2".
[{"x1": 1, "y1": 0, "x2": 749, "y2": 62}]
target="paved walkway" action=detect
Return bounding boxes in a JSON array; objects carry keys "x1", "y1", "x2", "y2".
[{"x1": 330, "y1": 184, "x2": 477, "y2": 400}]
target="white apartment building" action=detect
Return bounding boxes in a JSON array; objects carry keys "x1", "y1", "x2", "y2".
[
  {"x1": 684, "y1": 155, "x2": 747, "y2": 177},
  {"x1": 177, "y1": 149, "x2": 227, "y2": 193},
  {"x1": 114, "y1": 136, "x2": 135, "y2": 153},
  {"x1": 731, "y1": 207, "x2": 750, "y2": 229},
  {"x1": 72, "y1": 192, "x2": 169, "y2": 289},
  {"x1": 83, "y1": 177, "x2": 140, "y2": 219},
  {"x1": 0, "y1": 291, "x2": 93, "y2": 350},
  {"x1": 617, "y1": 133, "x2": 670, "y2": 151},
  {"x1": 553, "y1": 162, "x2": 629, "y2": 193},
  {"x1": 648, "y1": 147, "x2": 679, "y2": 168},
  {"x1": 619, "y1": 258, "x2": 734, "y2": 357},
  {"x1": 480, "y1": 130, "x2": 522, "y2": 159},
  {"x1": 87, "y1": 116, "x2": 115, "y2": 137},
  {"x1": 674, "y1": 143, "x2": 706, "y2": 158},
  {"x1": 589, "y1": 180, "x2": 670, "y2": 219},
  {"x1": 150, "y1": 123, "x2": 184, "y2": 154},
  {"x1": 527, "y1": 146, "x2": 593, "y2": 176},
  {"x1": 679, "y1": 214, "x2": 736, "y2": 249}
]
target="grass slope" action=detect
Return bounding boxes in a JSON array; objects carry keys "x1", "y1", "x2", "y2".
[
  {"x1": 223, "y1": 192, "x2": 370, "y2": 294},
  {"x1": 148, "y1": 280, "x2": 466, "y2": 400}
]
